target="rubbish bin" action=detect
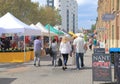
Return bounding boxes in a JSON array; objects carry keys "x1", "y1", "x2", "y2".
[
  {"x1": 109, "y1": 48, "x2": 120, "y2": 64},
  {"x1": 110, "y1": 48, "x2": 120, "y2": 83}
]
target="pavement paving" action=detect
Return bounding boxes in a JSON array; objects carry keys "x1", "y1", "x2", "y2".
[{"x1": 0, "y1": 50, "x2": 115, "y2": 84}]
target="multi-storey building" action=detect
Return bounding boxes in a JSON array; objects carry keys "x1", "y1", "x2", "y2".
[
  {"x1": 96, "y1": 0, "x2": 120, "y2": 48},
  {"x1": 47, "y1": 0, "x2": 78, "y2": 33}
]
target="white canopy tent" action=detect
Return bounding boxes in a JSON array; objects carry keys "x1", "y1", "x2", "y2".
[
  {"x1": 0, "y1": 12, "x2": 41, "y2": 62},
  {"x1": 0, "y1": 12, "x2": 41, "y2": 36},
  {"x1": 36, "y1": 22, "x2": 56, "y2": 36},
  {"x1": 0, "y1": 27, "x2": 7, "y2": 35}
]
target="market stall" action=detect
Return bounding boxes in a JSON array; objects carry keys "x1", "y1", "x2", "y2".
[{"x1": 0, "y1": 12, "x2": 41, "y2": 63}]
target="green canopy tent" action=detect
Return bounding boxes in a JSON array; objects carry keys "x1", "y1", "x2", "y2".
[{"x1": 45, "y1": 24, "x2": 64, "y2": 35}]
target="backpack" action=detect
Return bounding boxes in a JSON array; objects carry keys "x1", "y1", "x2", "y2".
[{"x1": 58, "y1": 58, "x2": 62, "y2": 66}]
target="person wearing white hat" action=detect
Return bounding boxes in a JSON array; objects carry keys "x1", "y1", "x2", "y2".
[{"x1": 73, "y1": 34, "x2": 87, "y2": 70}]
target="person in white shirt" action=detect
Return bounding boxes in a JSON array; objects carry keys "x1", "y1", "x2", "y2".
[
  {"x1": 73, "y1": 34, "x2": 87, "y2": 70},
  {"x1": 99, "y1": 40, "x2": 105, "y2": 48},
  {"x1": 59, "y1": 36, "x2": 72, "y2": 70},
  {"x1": 33, "y1": 36, "x2": 42, "y2": 66}
]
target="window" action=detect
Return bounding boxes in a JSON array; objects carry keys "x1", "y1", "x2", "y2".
[
  {"x1": 118, "y1": 0, "x2": 120, "y2": 10},
  {"x1": 67, "y1": 10, "x2": 69, "y2": 32},
  {"x1": 73, "y1": 14, "x2": 75, "y2": 33},
  {"x1": 117, "y1": 0, "x2": 119, "y2": 10},
  {"x1": 112, "y1": 25, "x2": 114, "y2": 45}
]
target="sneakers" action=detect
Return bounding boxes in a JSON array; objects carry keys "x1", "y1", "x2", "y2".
[
  {"x1": 64, "y1": 66, "x2": 67, "y2": 69},
  {"x1": 62, "y1": 67, "x2": 65, "y2": 70},
  {"x1": 62, "y1": 66, "x2": 67, "y2": 70},
  {"x1": 76, "y1": 68, "x2": 80, "y2": 70},
  {"x1": 34, "y1": 63, "x2": 40, "y2": 67},
  {"x1": 34, "y1": 64, "x2": 36, "y2": 66}
]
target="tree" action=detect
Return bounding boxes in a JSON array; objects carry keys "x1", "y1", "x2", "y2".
[
  {"x1": 0, "y1": 0, "x2": 61, "y2": 26},
  {"x1": 38, "y1": 7, "x2": 61, "y2": 26},
  {"x1": 89, "y1": 24, "x2": 96, "y2": 33}
]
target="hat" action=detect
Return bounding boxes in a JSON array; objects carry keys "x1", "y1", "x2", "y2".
[{"x1": 76, "y1": 33, "x2": 84, "y2": 38}]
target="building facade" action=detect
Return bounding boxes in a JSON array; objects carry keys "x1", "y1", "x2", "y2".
[
  {"x1": 96, "y1": 0, "x2": 120, "y2": 49},
  {"x1": 47, "y1": 0, "x2": 78, "y2": 33}
]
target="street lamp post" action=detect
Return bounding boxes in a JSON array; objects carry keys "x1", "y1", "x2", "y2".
[{"x1": 48, "y1": 25, "x2": 51, "y2": 47}]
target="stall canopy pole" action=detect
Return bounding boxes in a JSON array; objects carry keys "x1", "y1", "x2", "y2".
[
  {"x1": 24, "y1": 32, "x2": 26, "y2": 62},
  {"x1": 49, "y1": 25, "x2": 51, "y2": 47}
]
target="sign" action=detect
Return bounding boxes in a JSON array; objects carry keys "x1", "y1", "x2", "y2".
[
  {"x1": 94, "y1": 48, "x2": 105, "y2": 54},
  {"x1": 92, "y1": 54, "x2": 112, "y2": 81},
  {"x1": 96, "y1": 28, "x2": 106, "y2": 31},
  {"x1": 102, "y1": 13, "x2": 115, "y2": 21}
]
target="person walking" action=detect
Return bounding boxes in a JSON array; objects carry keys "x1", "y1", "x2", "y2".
[
  {"x1": 73, "y1": 34, "x2": 87, "y2": 70},
  {"x1": 88, "y1": 37, "x2": 93, "y2": 50},
  {"x1": 51, "y1": 39, "x2": 58, "y2": 67},
  {"x1": 33, "y1": 36, "x2": 42, "y2": 66},
  {"x1": 59, "y1": 36, "x2": 72, "y2": 70},
  {"x1": 93, "y1": 36, "x2": 97, "y2": 49}
]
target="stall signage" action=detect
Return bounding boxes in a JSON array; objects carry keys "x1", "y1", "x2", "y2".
[
  {"x1": 94, "y1": 48, "x2": 105, "y2": 54},
  {"x1": 92, "y1": 54, "x2": 112, "y2": 81},
  {"x1": 102, "y1": 13, "x2": 115, "y2": 21}
]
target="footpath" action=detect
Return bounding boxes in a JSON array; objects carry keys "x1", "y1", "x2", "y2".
[{"x1": 0, "y1": 50, "x2": 115, "y2": 84}]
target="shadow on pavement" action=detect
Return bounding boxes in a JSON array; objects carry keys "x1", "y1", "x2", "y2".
[
  {"x1": 82, "y1": 66, "x2": 92, "y2": 70},
  {"x1": 0, "y1": 56, "x2": 52, "y2": 69},
  {"x1": 0, "y1": 63, "x2": 23, "y2": 69},
  {"x1": 40, "y1": 56, "x2": 51, "y2": 61},
  {"x1": 67, "y1": 66, "x2": 92, "y2": 71},
  {"x1": 0, "y1": 78, "x2": 17, "y2": 84},
  {"x1": 100, "y1": 82, "x2": 117, "y2": 84}
]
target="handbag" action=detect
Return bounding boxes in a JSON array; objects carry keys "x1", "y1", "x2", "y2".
[
  {"x1": 58, "y1": 58, "x2": 62, "y2": 66},
  {"x1": 49, "y1": 46, "x2": 53, "y2": 56}
]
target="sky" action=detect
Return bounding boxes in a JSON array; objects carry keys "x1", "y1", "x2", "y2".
[{"x1": 31, "y1": 0, "x2": 98, "y2": 29}]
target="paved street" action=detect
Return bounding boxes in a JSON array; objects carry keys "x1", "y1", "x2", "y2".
[{"x1": 0, "y1": 50, "x2": 115, "y2": 84}]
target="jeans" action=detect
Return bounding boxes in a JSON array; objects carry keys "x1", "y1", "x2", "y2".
[
  {"x1": 52, "y1": 51, "x2": 57, "y2": 66},
  {"x1": 76, "y1": 53, "x2": 84, "y2": 69},
  {"x1": 34, "y1": 51, "x2": 41, "y2": 65},
  {"x1": 62, "y1": 54, "x2": 68, "y2": 66}
]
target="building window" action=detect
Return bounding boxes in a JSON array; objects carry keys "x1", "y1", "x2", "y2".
[
  {"x1": 47, "y1": 0, "x2": 54, "y2": 8},
  {"x1": 73, "y1": 14, "x2": 75, "y2": 33},
  {"x1": 117, "y1": 0, "x2": 119, "y2": 10},
  {"x1": 118, "y1": 0, "x2": 120, "y2": 10},
  {"x1": 67, "y1": 10, "x2": 69, "y2": 32},
  {"x1": 112, "y1": 0, "x2": 114, "y2": 6},
  {"x1": 59, "y1": 5, "x2": 61, "y2": 7},
  {"x1": 112, "y1": 25, "x2": 114, "y2": 45}
]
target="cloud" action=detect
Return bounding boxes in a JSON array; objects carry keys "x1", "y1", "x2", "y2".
[
  {"x1": 78, "y1": 13, "x2": 96, "y2": 17},
  {"x1": 31, "y1": 0, "x2": 46, "y2": 5},
  {"x1": 76, "y1": 0, "x2": 98, "y2": 5}
]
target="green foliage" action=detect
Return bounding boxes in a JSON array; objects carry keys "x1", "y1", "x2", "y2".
[
  {"x1": 38, "y1": 7, "x2": 61, "y2": 26},
  {"x1": 0, "y1": 0, "x2": 61, "y2": 26},
  {"x1": 89, "y1": 24, "x2": 96, "y2": 33}
]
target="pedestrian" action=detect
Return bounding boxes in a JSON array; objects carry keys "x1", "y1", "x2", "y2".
[
  {"x1": 59, "y1": 36, "x2": 72, "y2": 70},
  {"x1": 88, "y1": 37, "x2": 93, "y2": 50},
  {"x1": 99, "y1": 40, "x2": 105, "y2": 48},
  {"x1": 73, "y1": 34, "x2": 87, "y2": 70},
  {"x1": 50, "y1": 39, "x2": 58, "y2": 67},
  {"x1": 0, "y1": 39, "x2": 3, "y2": 49},
  {"x1": 93, "y1": 36, "x2": 97, "y2": 49},
  {"x1": 12, "y1": 33, "x2": 19, "y2": 50},
  {"x1": 33, "y1": 36, "x2": 42, "y2": 66}
]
